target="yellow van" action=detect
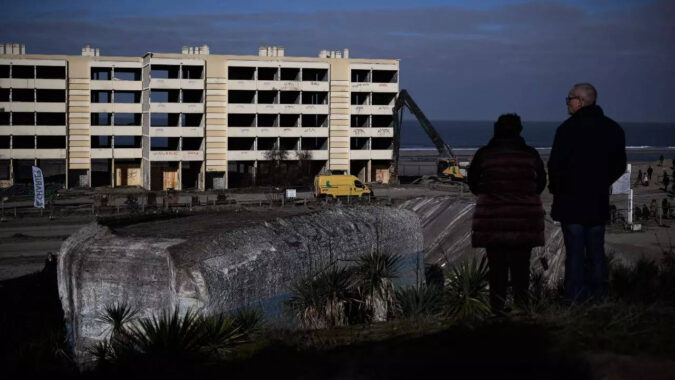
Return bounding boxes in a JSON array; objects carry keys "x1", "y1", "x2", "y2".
[{"x1": 314, "y1": 174, "x2": 374, "y2": 199}]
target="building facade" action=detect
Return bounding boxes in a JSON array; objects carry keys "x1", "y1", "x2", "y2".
[{"x1": 0, "y1": 44, "x2": 398, "y2": 190}]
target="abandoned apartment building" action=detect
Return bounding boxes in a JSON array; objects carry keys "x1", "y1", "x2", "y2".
[{"x1": 0, "y1": 43, "x2": 398, "y2": 190}]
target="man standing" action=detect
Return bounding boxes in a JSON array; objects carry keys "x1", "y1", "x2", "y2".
[
  {"x1": 648, "y1": 166, "x2": 654, "y2": 182},
  {"x1": 548, "y1": 83, "x2": 626, "y2": 302}
]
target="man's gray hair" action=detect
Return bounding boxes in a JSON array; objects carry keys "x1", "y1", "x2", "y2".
[{"x1": 572, "y1": 83, "x2": 597, "y2": 105}]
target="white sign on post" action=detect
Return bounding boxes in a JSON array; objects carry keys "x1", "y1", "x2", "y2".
[
  {"x1": 612, "y1": 164, "x2": 631, "y2": 195},
  {"x1": 32, "y1": 166, "x2": 45, "y2": 209}
]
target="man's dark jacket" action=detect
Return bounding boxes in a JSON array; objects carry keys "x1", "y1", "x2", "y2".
[
  {"x1": 468, "y1": 136, "x2": 547, "y2": 248},
  {"x1": 548, "y1": 105, "x2": 626, "y2": 225}
]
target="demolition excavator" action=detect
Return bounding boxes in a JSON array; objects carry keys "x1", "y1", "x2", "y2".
[{"x1": 390, "y1": 89, "x2": 467, "y2": 183}]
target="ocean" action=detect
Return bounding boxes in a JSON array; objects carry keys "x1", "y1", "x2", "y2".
[{"x1": 400, "y1": 120, "x2": 675, "y2": 161}]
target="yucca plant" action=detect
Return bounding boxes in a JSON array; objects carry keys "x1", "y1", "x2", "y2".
[
  {"x1": 394, "y1": 284, "x2": 445, "y2": 320},
  {"x1": 351, "y1": 251, "x2": 402, "y2": 322},
  {"x1": 199, "y1": 313, "x2": 244, "y2": 354},
  {"x1": 444, "y1": 255, "x2": 490, "y2": 320},
  {"x1": 231, "y1": 307, "x2": 265, "y2": 338},
  {"x1": 286, "y1": 265, "x2": 353, "y2": 329},
  {"x1": 97, "y1": 302, "x2": 138, "y2": 335}
]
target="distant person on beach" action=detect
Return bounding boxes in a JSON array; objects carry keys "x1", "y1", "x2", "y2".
[
  {"x1": 548, "y1": 83, "x2": 626, "y2": 302},
  {"x1": 468, "y1": 113, "x2": 546, "y2": 315},
  {"x1": 635, "y1": 169, "x2": 643, "y2": 186},
  {"x1": 643, "y1": 173, "x2": 649, "y2": 186},
  {"x1": 648, "y1": 166, "x2": 654, "y2": 181},
  {"x1": 650, "y1": 199, "x2": 657, "y2": 218},
  {"x1": 660, "y1": 155, "x2": 664, "y2": 166},
  {"x1": 662, "y1": 198, "x2": 670, "y2": 219},
  {"x1": 664, "y1": 172, "x2": 670, "y2": 192}
]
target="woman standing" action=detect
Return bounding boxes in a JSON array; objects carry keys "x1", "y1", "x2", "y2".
[{"x1": 468, "y1": 114, "x2": 547, "y2": 315}]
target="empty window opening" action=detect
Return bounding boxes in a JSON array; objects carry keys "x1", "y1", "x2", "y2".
[
  {"x1": 151, "y1": 137, "x2": 180, "y2": 151},
  {"x1": 0, "y1": 65, "x2": 9, "y2": 78},
  {"x1": 91, "y1": 91, "x2": 111, "y2": 103},
  {"x1": 181, "y1": 161, "x2": 202, "y2": 190},
  {"x1": 0, "y1": 137, "x2": 9, "y2": 149},
  {"x1": 0, "y1": 89, "x2": 8, "y2": 101},
  {"x1": 351, "y1": 115, "x2": 370, "y2": 128},
  {"x1": 351, "y1": 92, "x2": 369, "y2": 105},
  {"x1": 182, "y1": 113, "x2": 203, "y2": 127},
  {"x1": 257, "y1": 67, "x2": 277, "y2": 81},
  {"x1": 257, "y1": 138, "x2": 276, "y2": 151},
  {"x1": 302, "y1": 68, "x2": 328, "y2": 81},
  {"x1": 372, "y1": 138, "x2": 393, "y2": 150},
  {"x1": 91, "y1": 136, "x2": 112, "y2": 148},
  {"x1": 280, "y1": 68, "x2": 300, "y2": 81},
  {"x1": 0, "y1": 112, "x2": 9, "y2": 125},
  {"x1": 13, "y1": 136, "x2": 35, "y2": 149},
  {"x1": 372, "y1": 93, "x2": 396, "y2": 106},
  {"x1": 90, "y1": 159, "x2": 112, "y2": 187},
  {"x1": 182, "y1": 90, "x2": 203, "y2": 103},
  {"x1": 36, "y1": 89, "x2": 65, "y2": 102},
  {"x1": 351, "y1": 70, "x2": 370, "y2": 83},
  {"x1": 182, "y1": 137, "x2": 203, "y2": 151},
  {"x1": 13, "y1": 112, "x2": 34, "y2": 125},
  {"x1": 351, "y1": 137, "x2": 369, "y2": 150},
  {"x1": 151, "y1": 89, "x2": 179, "y2": 103},
  {"x1": 280, "y1": 114, "x2": 299, "y2": 127},
  {"x1": 228, "y1": 114, "x2": 255, "y2": 127},
  {"x1": 257, "y1": 114, "x2": 277, "y2": 127},
  {"x1": 12, "y1": 65, "x2": 34, "y2": 79},
  {"x1": 151, "y1": 113, "x2": 180, "y2": 127},
  {"x1": 0, "y1": 160, "x2": 9, "y2": 181},
  {"x1": 114, "y1": 113, "x2": 141, "y2": 126},
  {"x1": 37, "y1": 136, "x2": 66, "y2": 149},
  {"x1": 36, "y1": 66, "x2": 65, "y2": 79},
  {"x1": 280, "y1": 138, "x2": 298, "y2": 150},
  {"x1": 228, "y1": 90, "x2": 255, "y2": 104},
  {"x1": 228, "y1": 66, "x2": 255, "y2": 80},
  {"x1": 181, "y1": 66, "x2": 203, "y2": 80},
  {"x1": 91, "y1": 67, "x2": 111, "y2": 80},
  {"x1": 36, "y1": 159, "x2": 66, "y2": 185},
  {"x1": 372, "y1": 70, "x2": 398, "y2": 83},
  {"x1": 114, "y1": 91, "x2": 141, "y2": 103},
  {"x1": 12, "y1": 160, "x2": 35, "y2": 183},
  {"x1": 302, "y1": 92, "x2": 327, "y2": 104},
  {"x1": 228, "y1": 137, "x2": 255, "y2": 150},
  {"x1": 151, "y1": 65, "x2": 180, "y2": 79},
  {"x1": 113, "y1": 68, "x2": 141, "y2": 81},
  {"x1": 36, "y1": 113, "x2": 65, "y2": 125},
  {"x1": 280, "y1": 91, "x2": 300, "y2": 104},
  {"x1": 301, "y1": 114, "x2": 328, "y2": 128},
  {"x1": 257, "y1": 91, "x2": 277, "y2": 104},
  {"x1": 114, "y1": 136, "x2": 142, "y2": 148},
  {"x1": 372, "y1": 115, "x2": 394, "y2": 128},
  {"x1": 301, "y1": 137, "x2": 327, "y2": 150},
  {"x1": 12, "y1": 89, "x2": 34, "y2": 102},
  {"x1": 91, "y1": 113, "x2": 112, "y2": 126}
]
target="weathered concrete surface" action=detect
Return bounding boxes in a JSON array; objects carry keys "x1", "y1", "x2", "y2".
[
  {"x1": 401, "y1": 196, "x2": 566, "y2": 287},
  {"x1": 58, "y1": 206, "x2": 423, "y2": 359}
]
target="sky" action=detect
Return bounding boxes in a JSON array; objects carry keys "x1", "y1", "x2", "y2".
[{"x1": 2, "y1": 0, "x2": 674, "y2": 122}]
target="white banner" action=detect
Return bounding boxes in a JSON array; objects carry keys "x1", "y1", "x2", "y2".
[
  {"x1": 32, "y1": 166, "x2": 45, "y2": 209},
  {"x1": 612, "y1": 164, "x2": 631, "y2": 195}
]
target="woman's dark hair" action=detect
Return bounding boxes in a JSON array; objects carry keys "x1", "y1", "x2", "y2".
[{"x1": 494, "y1": 113, "x2": 523, "y2": 138}]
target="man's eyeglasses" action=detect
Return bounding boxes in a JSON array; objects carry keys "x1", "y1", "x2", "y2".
[{"x1": 566, "y1": 96, "x2": 580, "y2": 103}]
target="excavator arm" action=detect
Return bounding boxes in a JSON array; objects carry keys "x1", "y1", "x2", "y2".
[{"x1": 390, "y1": 89, "x2": 456, "y2": 183}]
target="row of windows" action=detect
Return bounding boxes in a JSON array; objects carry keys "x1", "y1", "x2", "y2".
[
  {"x1": 350, "y1": 137, "x2": 394, "y2": 150},
  {"x1": 228, "y1": 90, "x2": 327, "y2": 105},
  {"x1": 351, "y1": 92, "x2": 397, "y2": 105},
  {"x1": 0, "y1": 65, "x2": 66, "y2": 79},
  {"x1": 0, "y1": 135, "x2": 66, "y2": 149},
  {"x1": 228, "y1": 67, "x2": 328, "y2": 81},
  {"x1": 0, "y1": 112, "x2": 65, "y2": 125},
  {"x1": 228, "y1": 114, "x2": 328, "y2": 128},
  {"x1": 0, "y1": 89, "x2": 65, "y2": 102},
  {"x1": 91, "y1": 113, "x2": 142, "y2": 126},
  {"x1": 228, "y1": 137, "x2": 328, "y2": 151},
  {"x1": 351, "y1": 115, "x2": 394, "y2": 128},
  {"x1": 90, "y1": 136, "x2": 143, "y2": 148}
]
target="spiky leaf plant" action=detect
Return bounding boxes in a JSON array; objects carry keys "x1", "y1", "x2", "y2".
[
  {"x1": 395, "y1": 284, "x2": 445, "y2": 320},
  {"x1": 97, "y1": 302, "x2": 138, "y2": 335},
  {"x1": 444, "y1": 255, "x2": 490, "y2": 320},
  {"x1": 286, "y1": 265, "x2": 353, "y2": 329},
  {"x1": 232, "y1": 307, "x2": 265, "y2": 338},
  {"x1": 351, "y1": 251, "x2": 402, "y2": 322},
  {"x1": 199, "y1": 313, "x2": 244, "y2": 354}
]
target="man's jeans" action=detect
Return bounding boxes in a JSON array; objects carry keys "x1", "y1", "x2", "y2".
[{"x1": 561, "y1": 224, "x2": 607, "y2": 302}]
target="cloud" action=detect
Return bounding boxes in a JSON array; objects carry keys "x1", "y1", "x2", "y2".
[{"x1": 1, "y1": 1, "x2": 673, "y2": 121}]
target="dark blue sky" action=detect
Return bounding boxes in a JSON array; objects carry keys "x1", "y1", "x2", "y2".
[{"x1": 2, "y1": 0, "x2": 674, "y2": 122}]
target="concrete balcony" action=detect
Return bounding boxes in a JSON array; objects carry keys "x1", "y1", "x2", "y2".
[
  {"x1": 181, "y1": 127, "x2": 204, "y2": 137},
  {"x1": 181, "y1": 79, "x2": 205, "y2": 89},
  {"x1": 371, "y1": 150, "x2": 393, "y2": 160},
  {"x1": 150, "y1": 78, "x2": 181, "y2": 89},
  {"x1": 90, "y1": 126, "x2": 142, "y2": 136},
  {"x1": 149, "y1": 150, "x2": 204, "y2": 161},
  {"x1": 350, "y1": 128, "x2": 394, "y2": 138},
  {"x1": 227, "y1": 127, "x2": 329, "y2": 138},
  {"x1": 90, "y1": 80, "x2": 142, "y2": 91},
  {"x1": 226, "y1": 150, "x2": 261, "y2": 161},
  {"x1": 0, "y1": 79, "x2": 66, "y2": 89},
  {"x1": 228, "y1": 103, "x2": 256, "y2": 113},
  {"x1": 350, "y1": 150, "x2": 370, "y2": 160},
  {"x1": 0, "y1": 149, "x2": 10, "y2": 159},
  {"x1": 114, "y1": 148, "x2": 142, "y2": 159},
  {"x1": 350, "y1": 105, "x2": 393, "y2": 115},
  {"x1": 305, "y1": 150, "x2": 328, "y2": 160},
  {"x1": 350, "y1": 82, "x2": 398, "y2": 93},
  {"x1": 149, "y1": 127, "x2": 182, "y2": 137},
  {"x1": 91, "y1": 148, "x2": 112, "y2": 159},
  {"x1": 90, "y1": 103, "x2": 142, "y2": 113},
  {"x1": 3, "y1": 149, "x2": 66, "y2": 159},
  {"x1": 0, "y1": 126, "x2": 66, "y2": 136},
  {"x1": 300, "y1": 104, "x2": 329, "y2": 114},
  {"x1": 227, "y1": 80, "x2": 256, "y2": 90},
  {"x1": 149, "y1": 102, "x2": 204, "y2": 113},
  {"x1": 0, "y1": 102, "x2": 66, "y2": 112}
]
